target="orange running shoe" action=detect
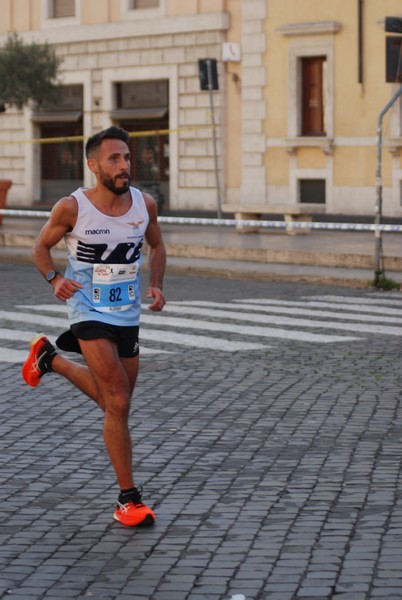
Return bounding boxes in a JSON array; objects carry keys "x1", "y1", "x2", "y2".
[
  {"x1": 22, "y1": 334, "x2": 57, "y2": 388},
  {"x1": 113, "y1": 488, "x2": 155, "y2": 527}
]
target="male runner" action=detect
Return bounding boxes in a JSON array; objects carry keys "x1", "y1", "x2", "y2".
[{"x1": 22, "y1": 126, "x2": 166, "y2": 527}]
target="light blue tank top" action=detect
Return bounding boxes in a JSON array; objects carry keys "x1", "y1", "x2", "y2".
[{"x1": 64, "y1": 187, "x2": 149, "y2": 326}]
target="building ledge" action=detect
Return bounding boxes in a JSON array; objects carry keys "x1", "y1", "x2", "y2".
[
  {"x1": 29, "y1": 12, "x2": 230, "y2": 45},
  {"x1": 284, "y1": 137, "x2": 334, "y2": 155},
  {"x1": 385, "y1": 137, "x2": 402, "y2": 156},
  {"x1": 277, "y1": 21, "x2": 342, "y2": 36}
]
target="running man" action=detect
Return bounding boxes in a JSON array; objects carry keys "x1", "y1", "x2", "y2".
[{"x1": 22, "y1": 126, "x2": 166, "y2": 527}]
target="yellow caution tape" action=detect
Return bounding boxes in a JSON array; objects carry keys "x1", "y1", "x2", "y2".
[{"x1": 0, "y1": 124, "x2": 215, "y2": 145}]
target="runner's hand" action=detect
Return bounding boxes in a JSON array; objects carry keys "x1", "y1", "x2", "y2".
[
  {"x1": 146, "y1": 286, "x2": 166, "y2": 311},
  {"x1": 52, "y1": 275, "x2": 83, "y2": 302}
]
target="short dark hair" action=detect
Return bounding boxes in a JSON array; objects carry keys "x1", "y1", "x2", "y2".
[{"x1": 85, "y1": 126, "x2": 130, "y2": 159}]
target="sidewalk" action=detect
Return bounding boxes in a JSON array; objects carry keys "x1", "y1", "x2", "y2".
[{"x1": 1, "y1": 215, "x2": 402, "y2": 287}]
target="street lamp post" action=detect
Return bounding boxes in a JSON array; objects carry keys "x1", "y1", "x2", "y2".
[
  {"x1": 198, "y1": 58, "x2": 222, "y2": 219},
  {"x1": 374, "y1": 16, "x2": 402, "y2": 287}
]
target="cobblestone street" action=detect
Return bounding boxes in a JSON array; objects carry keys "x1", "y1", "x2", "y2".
[{"x1": 1, "y1": 263, "x2": 402, "y2": 599}]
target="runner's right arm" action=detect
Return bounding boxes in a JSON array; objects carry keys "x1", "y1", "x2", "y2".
[{"x1": 33, "y1": 196, "x2": 83, "y2": 301}]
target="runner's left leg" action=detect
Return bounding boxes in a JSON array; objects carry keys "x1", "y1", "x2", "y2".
[{"x1": 77, "y1": 337, "x2": 139, "y2": 490}]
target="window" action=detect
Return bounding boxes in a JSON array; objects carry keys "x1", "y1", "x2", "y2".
[
  {"x1": 36, "y1": 84, "x2": 83, "y2": 113},
  {"x1": 32, "y1": 84, "x2": 84, "y2": 202},
  {"x1": 299, "y1": 179, "x2": 326, "y2": 204},
  {"x1": 301, "y1": 56, "x2": 326, "y2": 136},
  {"x1": 115, "y1": 80, "x2": 168, "y2": 112},
  {"x1": 287, "y1": 40, "x2": 334, "y2": 142},
  {"x1": 121, "y1": 0, "x2": 162, "y2": 18},
  {"x1": 129, "y1": 0, "x2": 159, "y2": 8},
  {"x1": 51, "y1": 0, "x2": 75, "y2": 17},
  {"x1": 386, "y1": 36, "x2": 402, "y2": 83},
  {"x1": 112, "y1": 80, "x2": 169, "y2": 207},
  {"x1": 42, "y1": 0, "x2": 79, "y2": 27}
]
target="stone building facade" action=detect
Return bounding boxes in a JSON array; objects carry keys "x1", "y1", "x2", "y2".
[
  {"x1": 0, "y1": 0, "x2": 240, "y2": 213},
  {"x1": 264, "y1": 0, "x2": 402, "y2": 218}
]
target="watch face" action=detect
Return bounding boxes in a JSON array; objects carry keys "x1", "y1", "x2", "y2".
[{"x1": 46, "y1": 270, "x2": 56, "y2": 281}]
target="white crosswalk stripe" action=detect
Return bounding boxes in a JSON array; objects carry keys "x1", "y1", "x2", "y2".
[
  {"x1": 236, "y1": 297, "x2": 402, "y2": 316},
  {"x1": 302, "y1": 294, "x2": 402, "y2": 307},
  {"x1": 169, "y1": 300, "x2": 402, "y2": 334},
  {"x1": 0, "y1": 302, "x2": 358, "y2": 349},
  {"x1": 1, "y1": 293, "x2": 402, "y2": 365},
  {"x1": 14, "y1": 305, "x2": 269, "y2": 352},
  {"x1": 174, "y1": 299, "x2": 402, "y2": 325},
  {"x1": 143, "y1": 307, "x2": 359, "y2": 343},
  {"x1": 0, "y1": 348, "x2": 30, "y2": 363},
  {"x1": 0, "y1": 309, "x2": 69, "y2": 328}
]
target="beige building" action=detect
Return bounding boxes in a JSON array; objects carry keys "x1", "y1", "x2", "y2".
[
  {"x1": 264, "y1": 0, "x2": 402, "y2": 219},
  {"x1": 0, "y1": 0, "x2": 402, "y2": 219},
  {"x1": 0, "y1": 0, "x2": 242, "y2": 213}
]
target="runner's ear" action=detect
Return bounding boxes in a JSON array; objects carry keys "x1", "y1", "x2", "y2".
[{"x1": 87, "y1": 157, "x2": 98, "y2": 175}]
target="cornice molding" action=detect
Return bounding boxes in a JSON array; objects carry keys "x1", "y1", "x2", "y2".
[
  {"x1": 277, "y1": 21, "x2": 342, "y2": 37},
  {"x1": 284, "y1": 137, "x2": 334, "y2": 156},
  {"x1": 0, "y1": 12, "x2": 229, "y2": 46}
]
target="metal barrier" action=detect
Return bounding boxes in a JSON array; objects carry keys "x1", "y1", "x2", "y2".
[{"x1": 1, "y1": 208, "x2": 402, "y2": 232}]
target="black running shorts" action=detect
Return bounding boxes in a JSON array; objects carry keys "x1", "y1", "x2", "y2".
[{"x1": 57, "y1": 321, "x2": 140, "y2": 358}]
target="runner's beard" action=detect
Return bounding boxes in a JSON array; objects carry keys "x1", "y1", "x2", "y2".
[{"x1": 99, "y1": 169, "x2": 130, "y2": 195}]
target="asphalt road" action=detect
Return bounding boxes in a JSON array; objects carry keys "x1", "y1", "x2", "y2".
[{"x1": 1, "y1": 262, "x2": 402, "y2": 600}]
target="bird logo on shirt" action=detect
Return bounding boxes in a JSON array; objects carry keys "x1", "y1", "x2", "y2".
[
  {"x1": 76, "y1": 239, "x2": 143, "y2": 264},
  {"x1": 127, "y1": 220, "x2": 144, "y2": 235}
]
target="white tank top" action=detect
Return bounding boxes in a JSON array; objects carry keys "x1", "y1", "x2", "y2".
[{"x1": 64, "y1": 186, "x2": 149, "y2": 326}]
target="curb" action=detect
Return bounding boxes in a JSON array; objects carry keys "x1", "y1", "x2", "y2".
[
  {"x1": 2, "y1": 232, "x2": 402, "y2": 272},
  {"x1": 0, "y1": 245, "x2": 378, "y2": 288}
]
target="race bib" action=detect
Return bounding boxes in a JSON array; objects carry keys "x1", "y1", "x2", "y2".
[{"x1": 92, "y1": 263, "x2": 138, "y2": 312}]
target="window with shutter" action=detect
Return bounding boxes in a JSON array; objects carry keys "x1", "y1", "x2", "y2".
[
  {"x1": 129, "y1": 0, "x2": 159, "y2": 8},
  {"x1": 301, "y1": 56, "x2": 326, "y2": 136},
  {"x1": 52, "y1": 0, "x2": 75, "y2": 18}
]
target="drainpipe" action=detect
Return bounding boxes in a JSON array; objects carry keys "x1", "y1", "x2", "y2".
[{"x1": 358, "y1": 0, "x2": 363, "y2": 84}]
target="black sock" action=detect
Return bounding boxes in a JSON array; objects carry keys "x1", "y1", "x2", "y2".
[
  {"x1": 38, "y1": 347, "x2": 57, "y2": 373},
  {"x1": 118, "y1": 487, "x2": 140, "y2": 504},
  {"x1": 44, "y1": 350, "x2": 57, "y2": 372}
]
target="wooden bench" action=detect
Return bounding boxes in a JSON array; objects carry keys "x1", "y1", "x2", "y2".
[{"x1": 222, "y1": 203, "x2": 326, "y2": 234}]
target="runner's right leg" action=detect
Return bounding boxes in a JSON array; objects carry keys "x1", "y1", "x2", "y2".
[{"x1": 51, "y1": 354, "x2": 105, "y2": 410}]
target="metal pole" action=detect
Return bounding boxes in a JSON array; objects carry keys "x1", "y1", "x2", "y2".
[
  {"x1": 374, "y1": 84, "x2": 402, "y2": 286},
  {"x1": 206, "y1": 59, "x2": 222, "y2": 219}
]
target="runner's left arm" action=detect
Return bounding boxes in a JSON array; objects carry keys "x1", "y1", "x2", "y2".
[{"x1": 143, "y1": 192, "x2": 166, "y2": 312}]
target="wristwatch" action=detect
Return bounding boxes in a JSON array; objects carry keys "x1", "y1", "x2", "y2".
[{"x1": 46, "y1": 270, "x2": 59, "y2": 284}]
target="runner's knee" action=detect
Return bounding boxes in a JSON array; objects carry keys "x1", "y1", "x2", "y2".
[{"x1": 103, "y1": 391, "x2": 131, "y2": 418}]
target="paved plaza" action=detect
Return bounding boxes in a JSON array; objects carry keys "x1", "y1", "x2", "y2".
[{"x1": 1, "y1": 264, "x2": 402, "y2": 599}]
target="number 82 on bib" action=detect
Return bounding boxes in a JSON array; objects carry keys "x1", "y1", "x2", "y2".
[{"x1": 92, "y1": 263, "x2": 138, "y2": 312}]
